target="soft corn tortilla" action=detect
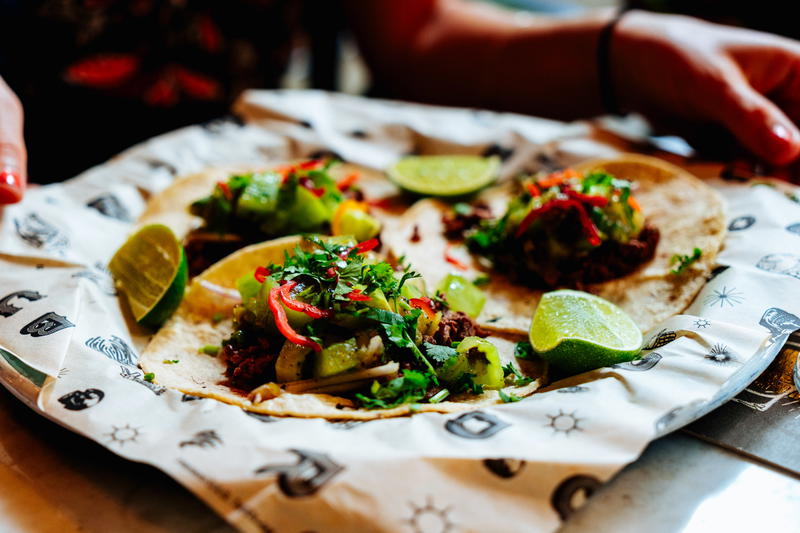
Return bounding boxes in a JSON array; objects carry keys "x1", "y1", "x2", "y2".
[
  {"x1": 382, "y1": 154, "x2": 727, "y2": 335},
  {"x1": 140, "y1": 236, "x2": 542, "y2": 420}
]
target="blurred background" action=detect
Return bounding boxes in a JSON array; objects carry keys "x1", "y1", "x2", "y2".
[{"x1": 1, "y1": 0, "x2": 794, "y2": 182}]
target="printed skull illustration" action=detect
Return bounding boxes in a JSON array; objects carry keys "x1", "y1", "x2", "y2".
[
  {"x1": 58, "y1": 388, "x2": 105, "y2": 411},
  {"x1": 14, "y1": 213, "x2": 69, "y2": 250},
  {"x1": 756, "y1": 254, "x2": 800, "y2": 280}
]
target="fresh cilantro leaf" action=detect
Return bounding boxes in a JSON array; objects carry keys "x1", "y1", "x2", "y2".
[
  {"x1": 451, "y1": 372, "x2": 484, "y2": 395},
  {"x1": 423, "y1": 342, "x2": 458, "y2": 367},
  {"x1": 355, "y1": 370, "x2": 432, "y2": 409},
  {"x1": 162, "y1": 359, "x2": 180, "y2": 364},
  {"x1": 670, "y1": 247, "x2": 702, "y2": 275},
  {"x1": 514, "y1": 341, "x2": 534, "y2": 359},
  {"x1": 143, "y1": 372, "x2": 155, "y2": 382},
  {"x1": 502, "y1": 362, "x2": 534, "y2": 386},
  {"x1": 498, "y1": 390, "x2": 521, "y2": 403},
  {"x1": 473, "y1": 275, "x2": 491, "y2": 286}
]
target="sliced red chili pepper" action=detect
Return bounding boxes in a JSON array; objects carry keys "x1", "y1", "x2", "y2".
[
  {"x1": 217, "y1": 181, "x2": 232, "y2": 201},
  {"x1": 355, "y1": 238, "x2": 380, "y2": 254},
  {"x1": 366, "y1": 197, "x2": 396, "y2": 209},
  {"x1": 336, "y1": 172, "x2": 359, "y2": 191},
  {"x1": 278, "y1": 281, "x2": 332, "y2": 319},
  {"x1": 444, "y1": 244, "x2": 470, "y2": 271},
  {"x1": 298, "y1": 159, "x2": 324, "y2": 170},
  {"x1": 268, "y1": 285, "x2": 322, "y2": 352},
  {"x1": 254, "y1": 266, "x2": 270, "y2": 283},
  {"x1": 514, "y1": 198, "x2": 602, "y2": 246},
  {"x1": 409, "y1": 297, "x2": 436, "y2": 319},
  {"x1": 563, "y1": 188, "x2": 608, "y2": 207},
  {"x1": 346, "y1": 289, "x2": 371, "y2": 302},
  {"x1": 526, "y1": 183, "x2": 540, "y2": 197},
  {"x1": 572, "y1": 203, "x2": 602, "y2": 246},
  {"x1": 325, "y1": 267, "x2": 338, "y2": 279},
  {"x1": 515, "y1": 199, "x2": 575, "y2": 238}
]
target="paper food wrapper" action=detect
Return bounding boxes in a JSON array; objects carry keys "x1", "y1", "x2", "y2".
[{"x1": 2, "y1": 90, "x2": 799, "y2": 533}]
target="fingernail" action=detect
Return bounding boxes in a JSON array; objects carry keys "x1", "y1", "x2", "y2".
[
  {"x1": 772, "y1": 123, "x2": 793, "y2": 144},
  {"x1": 0, "y1": 170, "x2": 23, "y2": 204}
]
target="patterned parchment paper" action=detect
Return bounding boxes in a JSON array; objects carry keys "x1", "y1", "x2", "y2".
[{"x1": 1, "y1": 90, "x2": 799, "y2": 533}]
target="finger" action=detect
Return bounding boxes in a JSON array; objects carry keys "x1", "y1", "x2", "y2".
[
  {"x1": 0, "y1": 78, "x2": 27, "y2": 204},
  {"x1": 712, "y1": 69, "x2": 800, "y2": 166}
]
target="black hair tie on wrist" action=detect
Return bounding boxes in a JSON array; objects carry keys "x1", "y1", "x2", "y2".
[{"x1": 597, "y1": 9, "x2": 630, "y2": 116}]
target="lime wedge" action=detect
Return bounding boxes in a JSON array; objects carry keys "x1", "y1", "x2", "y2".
[
  {"x1": 530, "y1": 290, "x2": 642, "y2": 376},
  {"x1": 109, "y1": 224, "x2": 188, "y2": 328},
  {"x1": 388, "y1": 155, "x2": 500, "y2": 196}
]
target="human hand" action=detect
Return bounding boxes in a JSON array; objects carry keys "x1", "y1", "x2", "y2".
[
  {"x1": 613, "y1": 11, "x2": 800, "y2": 165},
  {"x1": 0, "y1": 76, "x2": 26, "y2": 204}
]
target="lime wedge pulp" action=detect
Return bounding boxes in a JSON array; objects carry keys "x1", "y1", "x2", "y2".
[
  {"x1": 530, "y1": 290, "x2": 642, "y2": 376},
  {"x1": 109, "y1": 224, "x2": 188, "y2": 328},
  {"x1": 388, "y1": 155, "x2": 500, "y2": 196}
]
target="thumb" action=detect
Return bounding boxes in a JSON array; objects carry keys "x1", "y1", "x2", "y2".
[
  {"x1": 715, "y1": 73, "x2": 800, "y2": 166},
  {"x1": 0, "y1": 78, "x2": 27, "y2": 204}
]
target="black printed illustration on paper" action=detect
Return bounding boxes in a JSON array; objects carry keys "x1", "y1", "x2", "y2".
[
  {"x1": 119, "y1": 366, "x2": 166, "y2": 395},
  {"x1": 254, "y1": 449, "x2": 343, "y2": 498},
  {"x1": 406, "y1": 496, "x2": 455, "y2": 533},
  {"x1": 756, "y1": 254, "x2": 800, "y2": 280},
  {"x1": 86, "y1": 335, "x2": 137, "y2": 366},
  {"x1": 86, "y1": 194, "x2": 132, "y2": 222},
  {"x1": 72, "y1": 262, "x2": 117, "y2": 296},
  {"x1": 551, "y1": 474, "x2": 601, "y2": 520},
  {"x1": 58, "y1": 388, "x2": 105, "y2": 411},
  {"x1": 728, "y1": 215, "x2": 755, "y2": 231},
  {"x1": 612, "y1": 352, "x2": 662, "y2": 371},
  {"x1": 180, "y1": 430, "x2": 222, "y2": 449},
  {"x1": 483, "y1": 458, "x2": 526, "y2": 478},
  {"x1": 444, "y1": 411, "x2": 510, "y2": 440},
  {"x1": 14, "y1": 213, "x2": 69, "y2": 250},
  {"x1": 0, "y1": 290, "x2": 44, "y2": 318},
  {"x1": 20, "y1": 312, "x2": 75, "y2": 337}
]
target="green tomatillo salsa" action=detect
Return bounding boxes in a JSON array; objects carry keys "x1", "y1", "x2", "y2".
[{"x1": 185, "y1": 159, "x2": 381, "y2": 275}]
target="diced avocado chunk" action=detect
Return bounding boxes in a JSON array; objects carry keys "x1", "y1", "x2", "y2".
[
  {"x1": 291, "y1": 187, "x2": 333, "y2": 231},
  {"x1": 437, "y1": 337, "x2": 503, "y2": 389},
  {"x1": 276, "y1": 341, "x2": 312, "y2": 382},
  {"x1": 237, "y1": 171, "x2": 281, "y2": 219},
  {"x1": 313, "y1": 338, "x2": 361, "y2": 378},
  {"x1": 436, "y1": 273, "x2": 486, "y2": 318},
  {"x1": 338, "y1": 209, "x2": 381, "y2": 242}
]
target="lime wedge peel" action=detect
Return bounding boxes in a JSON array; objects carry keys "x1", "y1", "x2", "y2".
[
  {"x1": 530, "y1": 290, "x2": 642, "y2": 376},
  {"x1": 388, "y1": 155, "x2": 500, "y2": 197},
  {"x1": 109, "y1": 224, "x2": 188, "y2": 328}
]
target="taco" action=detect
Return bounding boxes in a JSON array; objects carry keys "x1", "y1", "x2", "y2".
[
  {"x1": 140, "y1": 235, "x2": 541, "y2": 420},
  {"x1": 138, "y1": 159, "x2": 386, "y2": 275},
  {"x1": 381, "y1": 154, "x2": 726, "y2": 334}
]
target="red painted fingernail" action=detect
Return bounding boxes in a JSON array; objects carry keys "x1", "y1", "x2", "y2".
[
  {"x1": 772, "y1": 123, "x2": 793, "y2": 143},
  {"x1": 0, "y1": 170, "x2": 23, "y2": 204}
]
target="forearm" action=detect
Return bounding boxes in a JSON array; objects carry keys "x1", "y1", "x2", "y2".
[{"x1": 347, "y1": 0, "x2": 614, "y2": 120}]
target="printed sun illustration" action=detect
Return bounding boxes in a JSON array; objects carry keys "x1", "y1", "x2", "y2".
[
  {"x1": 546, "y1": 410, "x2": 584, "y2": 435},
  {"x1": 705, "y1": 343, "x2": 734, "y2": 364},
  {"x1": 693, "y1": 319, "x2": 711, "y2": 329},
  {"x1": 704, "y1": 286, "x2": 744, "y2": 308},
  {"x1": 105, "y1": 424, "x2": 142, "y2": 447},
  {"x1": 406, "y1": 496, "x2": 455, "y2": 533}
]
